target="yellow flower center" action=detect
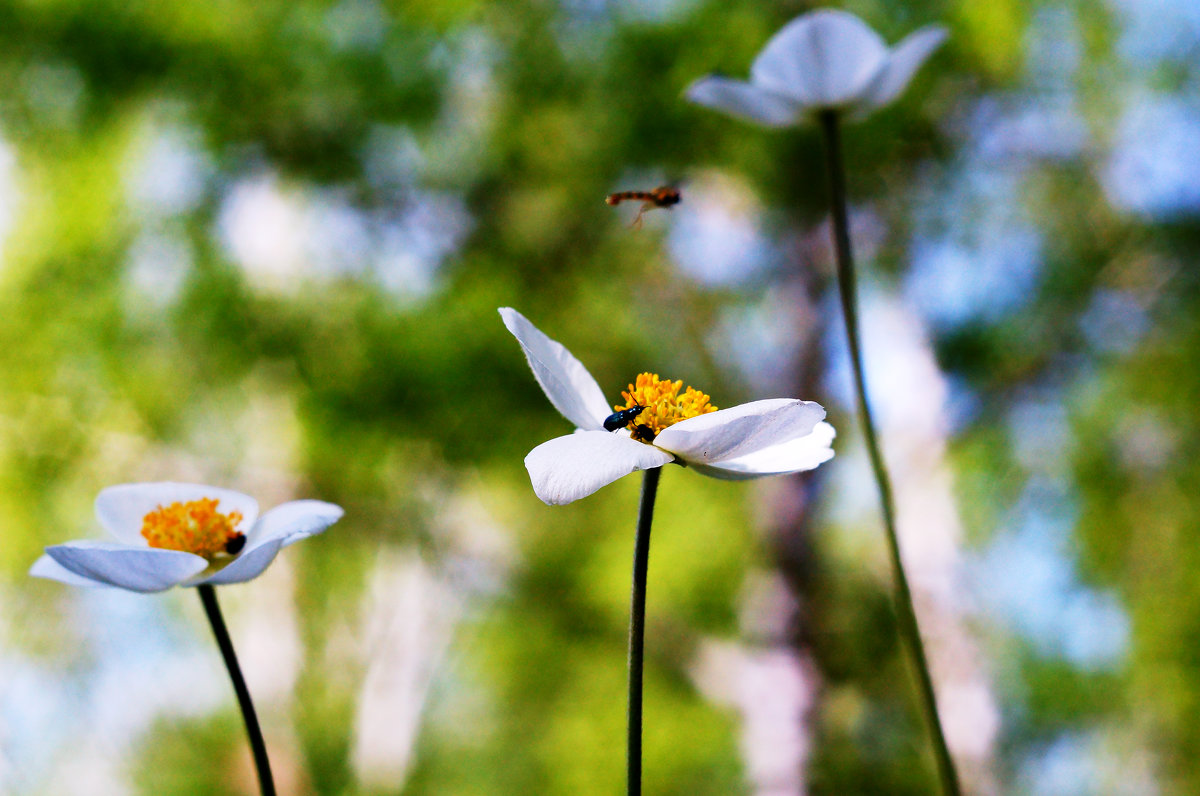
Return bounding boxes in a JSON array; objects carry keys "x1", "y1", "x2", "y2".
[
  {"x1": 616, "y1": 372, "x2": 718, "y2": 442},
  {"x1": 141, "y1": 498, "x2": 246, "y2": 558}
]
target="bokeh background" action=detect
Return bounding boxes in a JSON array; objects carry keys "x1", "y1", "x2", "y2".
[{"x1": 0, "y1": 0, "x2": 1195, "y2": 793}]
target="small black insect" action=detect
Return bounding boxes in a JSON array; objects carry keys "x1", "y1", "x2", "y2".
[
  {"x1": 603, "y1": 405, "x2": 646, "y2": 432},
  {"x1": 225, "y1": 532, "x2": 247, "y2": 555},
  {"x1": 630, "y1": 424, "x2": 656, "y2": 443}
]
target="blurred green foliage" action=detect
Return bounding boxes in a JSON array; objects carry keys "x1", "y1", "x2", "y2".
[{"x1": 2, "y1": 0, "x2": 1197, "y2": 794}]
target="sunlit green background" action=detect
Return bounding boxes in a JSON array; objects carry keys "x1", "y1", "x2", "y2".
[{"x1": 1, "y1": 0, "x2": 1195, "y2": 793}]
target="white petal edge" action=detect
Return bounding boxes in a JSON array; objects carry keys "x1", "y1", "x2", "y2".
[
  {"x1": 191, "y1": 538, "x2": 285, "y2": 586},
  {"x1": 855, "y1": 25, "x2": 948, "y2": 115},
  {"x1": 499, "y1": 308, "x2": 612, "y2": 432},
  {"x1": 751, "y1": 10, "x2": 888, "y2": 108},
  {"x1": 44, "y1": 541, "x2": 208, "y2": 593},
  {"x1": 524, "y1": 430, "x2": 674, "y2": 505},
  {"x1": 685, "y1": 76, "x2": 802, "y2": 128},
  {"x1": 30, "y1": 553, "x2": 109, "y2": 588},
  {"x1": 194, "y1": 500, "x2": 342, "y2": 585},
  {"x1": 95, "y1": 482, "x2": 259, "y2": 545},
  {"x1": 691, "y1": 421, "x2": 837, "y2": 480},
  {"x1": 245, "y1": 499, "x2": 344, "y2": 550},
  {"x1": 654, "y1": 399, "x2": 826, "y2": 465}
]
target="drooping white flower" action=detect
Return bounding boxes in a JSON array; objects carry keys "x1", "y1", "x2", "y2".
[
  {"x1": 30, "y1": 483, "x2": 343, "y2": 593},
  {"x1": 686, "y1": 9, "x2": 947, "y2": 125},
  {"x1": 501, "y1": 308, "x2": 835, "y2": 505}
]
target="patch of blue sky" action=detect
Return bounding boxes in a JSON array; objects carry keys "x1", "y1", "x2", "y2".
[
  {"x1": 708, "y1": 294, "x2": 802, "y2": 394},
  {"x1": 555, "y1": 0, "x2": 696, "y2": 62},
  {"x1": 124, "y1": 231, "x2": 193, "y2": 309},
  {"x1": 905, "y1": 224, "x2": 1042, "y2": 333},
  {"x1": 611, "y1": 0, "x2": 699, "y2": 25},
  {"x1": 0, "y1": 135, "x2": 18, "y2": 267},
  {"x1": 0, "y1": 654, "x2": 67, "y2": 793},
  {"x1": 1017, "y1": 730, "x2": 1158, "y2": 796},
  {"x1": 967, "y1": 96, "x2": 1089, "y2": 161},
  {"x1": 908, "y1": 101, "x2": 1047, "y2": 331},
  {"x1": 1107, "y1": 0, "x2": 1200, "y2": 67},
  {"x1": 375, "y1": 191, "x2": 473, "y2": 300},
  {"x1": 1102, "y1": 94, "x2": 1200, "y2": 220},
  {"x1": 422, "y1": 29, "x2": 501, "y2": 184},
  {"x1": 79, "y1": 589, "x2": 223, "y2": 738},
  {"x1": 669, "y1": 208, "x2": 776, "y2": 288},
  {"x1": 8, "y1": 588, "x2": 224, "y2": 793},
  {"x1": 1020, "y1": 734, "x2": 1098, "y2": 796},
  {"x1": 1078, "y1": 289, "x2": 1151, "y2": 356},
  {"x1": 904, "y1": 6, "x2": 1096, "y2": 333},
  {"x1": 971, "y1": 477, "x2": 1130, "y2": 670},
  {"x1": 1026, "y1": 5, "x2": 1082, "y2": 91},
  {"x1": 668, "y1": 175, "x2": 780, "y2": 288},
  {"x1": 1008, "y1": 395, "x2": 1073, "y2": 476},
  {"x1": 217, "y1": 172, "x2": 470, "y2": 300},
  {"x1": 822, "y1": 282, "x2": 947, "y2": 423},
  {"x1": 943, "y1": 373, "x2": 984, "y2": 435},
  {"x1": 362, "y1": 125, "x2": 424, "y2": 194},
  {"x1": 125, "y1": 121, "x2": 214, "y2": 221}
]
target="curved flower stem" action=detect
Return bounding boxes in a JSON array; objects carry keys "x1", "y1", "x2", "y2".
[
  {"x1": 627, "y1": 466, "x2": 662, "y2": 796},
  {"x1": 817, "y1": 109, "x2": 962, "y2": 796},
  {"x1": 198, "y1": 584, "x2": 277, "y2": 796}
]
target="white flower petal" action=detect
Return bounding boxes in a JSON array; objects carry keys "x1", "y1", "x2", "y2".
[
  {"x1": 44, "y1": 541, "x2": 208, "y2": 593},
  {"x1": 95, "y1": 482, "x2": 259, "y2": 544},
  {"x1": 691, "y1": 421, "x2": 836, "y2": 480},
  {"x1": 30, "y1": 553, "x2": 109, "y2": 588},
  {"x1": 246, "y1": 499, "x2": 343, "y2": 550},
  {"x1": 856, "y1": 25, "x2": 947, "y2": 114},
  {"x1": 525, "y1": 430, "x2": 674, "y2": 505},
  {"x1": 654, "y1": 399, "x2": 826, "y2": 465},
  {"x1": 685, "y1": 76, "x2": 802, "y2": 127},
  {"x1": 188, "y1": 501, "x2": 341, "y2": 586},
  {"x1": 499, "y1": 308, "x2": 612, "y2": 432},
  {"x1": 192, "y1": 538, "x2": 286, "y2": 586},
  {"x1": 751, "y1": 10, "x2": 888, "y2": 108}
]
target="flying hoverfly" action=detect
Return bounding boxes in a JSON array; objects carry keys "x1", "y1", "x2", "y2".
[{"x1": 605, "y1": 185, "x2": 681, "y2": 228}]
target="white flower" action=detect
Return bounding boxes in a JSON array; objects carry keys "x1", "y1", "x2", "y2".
[
  {"x1": 501, "y1": 308, "x2": 835, "y2": 505},
  {"x1": 686, "y1": 9, "x2": 947, "y2": 126},
  {"x1": 30, "y1": 483, "x2": 343, "y2": 593}
]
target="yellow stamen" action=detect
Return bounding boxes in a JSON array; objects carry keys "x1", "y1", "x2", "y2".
[
  {"x1": 616, "y1": 372, "x2": 718, "y2": 442},
  {"x1": 141, "y1": 498, "x2": 245, "y2": 558}
]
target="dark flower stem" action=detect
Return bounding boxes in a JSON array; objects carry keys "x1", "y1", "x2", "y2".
[
  {"x1": 818, "y1": 109, "x2": 962, "y2": 796},
  {"x1": 198, "y1": 584, "x2": 277, "y2": 796},
  {"x1": 627, "y1": 466, "x2": 662, "y2": 796}
]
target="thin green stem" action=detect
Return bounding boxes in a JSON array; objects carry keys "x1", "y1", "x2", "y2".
[
  {"x1": 198, "y1": 584, "x2": 277, "y2": 796},
  {"x1": 627, "y1": 466, "x2": 662, "y2": 796},
  {"x1": 818, "y1": 109, "x2": 962, "y2": 796}
]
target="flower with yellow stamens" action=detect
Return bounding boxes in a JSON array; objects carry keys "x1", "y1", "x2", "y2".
[
  {"x1": 31, "y1": 483, "x2": 343, "y2": 593},
  {"x1": 501, "y1": 308, "x2": 836, "y2": 505},
  {"x1": 140, "y1": 498, "x2": 246, "y2": 557},
  {"x1": 615, "y1": 373, "x2": 718, "y2": 440}
]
